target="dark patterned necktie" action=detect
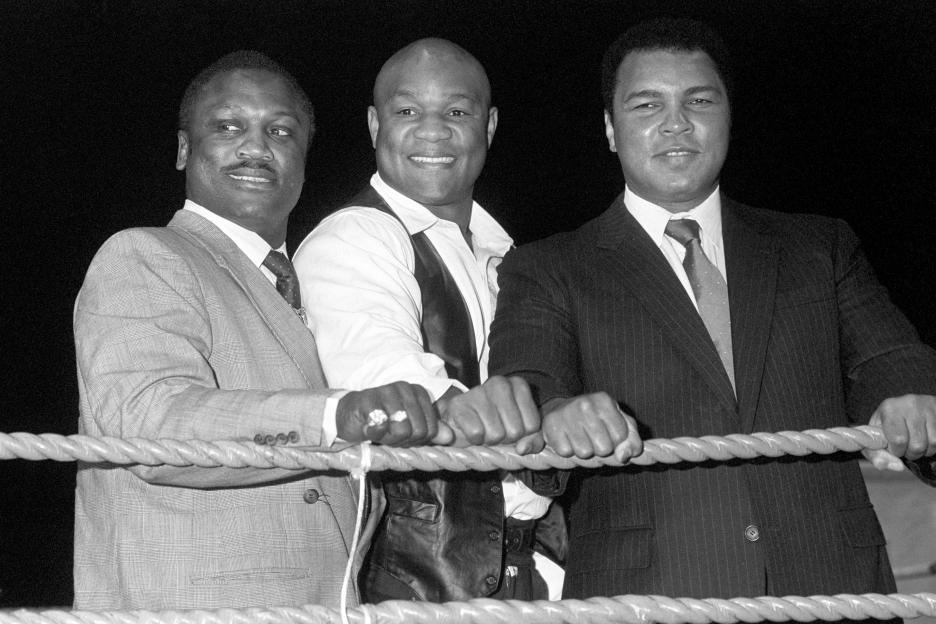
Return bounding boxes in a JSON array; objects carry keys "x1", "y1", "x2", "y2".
[
  {"x1": 664, "y1": 219, "x2": 735, "y2": 391},
  {"x1": 262, "y1": 250, "x2": 306, "y2": 322}
]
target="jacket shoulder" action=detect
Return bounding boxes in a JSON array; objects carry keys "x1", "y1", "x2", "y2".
[{"x1": 727, "y1": 198, "x2": 856, "y2": 249}]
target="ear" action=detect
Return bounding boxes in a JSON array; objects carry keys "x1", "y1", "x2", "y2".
[
  {"x1": 367, "y1": 106, "x2": 379, "y2": 148},
  {"x1": 486, "y1": 106, "x2": 499, "y2": 148},
  {"x1": 176, "y1": 130, "x2": 190, "y2": 170},
  {"x1": 603, "y1": 110, "x2": 617, "y2": 153}
]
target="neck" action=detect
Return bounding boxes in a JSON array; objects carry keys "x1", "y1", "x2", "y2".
[{"x1": 424, "y1": 199, "x2": 473, "y2": 238}]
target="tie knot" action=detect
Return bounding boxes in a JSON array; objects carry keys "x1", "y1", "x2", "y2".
[
  {"x1": 263, "y1": 250, "x2": 295, "y2": 281},
  {"x1": 665, "y1": 219, "x2": 701, "y2": 247}
]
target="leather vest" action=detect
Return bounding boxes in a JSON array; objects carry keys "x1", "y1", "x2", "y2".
[{"x1": 346, "y1": 187, "x2": 509, "y2": 602}]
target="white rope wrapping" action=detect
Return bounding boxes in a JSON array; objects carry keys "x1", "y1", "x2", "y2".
[{"x1": 341, "y1": 441, "x2": 372, "y2": 624}]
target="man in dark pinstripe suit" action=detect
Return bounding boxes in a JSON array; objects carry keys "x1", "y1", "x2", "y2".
[{"x1": 489, "y1": 17, "x2": 936, "y2": 602}]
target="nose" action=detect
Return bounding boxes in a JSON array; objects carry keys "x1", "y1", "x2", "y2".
[
  {"x1": 414, "y1": 113, "x2": 453, "y2": 142},
  {"x1": 659, "y1": 106, "x2": 693, "y2": 135},
  {"x1": 236, "y1": 127, "x2": 274, "y2": 161}
]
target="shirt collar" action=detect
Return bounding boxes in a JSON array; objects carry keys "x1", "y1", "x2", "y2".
[
  {"x1": 183, "y1": 200, "x2": 286, "y2": 267},
  {"x1": 623, "y1": 185, "x2": 723, "y2": 247},
  {"x1": 371, "y1": 173, "x2": 513, "y2": 255}
]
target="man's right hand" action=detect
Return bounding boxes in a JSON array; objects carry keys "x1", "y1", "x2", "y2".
[
  {"x1": 436, "y1": 376, "x2": 542, "y2": 453},
  {"x1": 337, "y1": 382, "x2": 455, "y2": 446},
  {"x1": 541, "y1": 393, "x2": 643, "y2": 462}
]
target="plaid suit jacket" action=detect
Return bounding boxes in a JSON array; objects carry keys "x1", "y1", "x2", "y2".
[
  {"x1": 489, "y1": 193, "x2": 936, "y2": 600},
  {"x1": 73, "y1": 210, "x2": 380, "y2": 610}
]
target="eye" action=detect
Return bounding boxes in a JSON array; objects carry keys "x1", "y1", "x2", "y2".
[
  {"x1": 632, "y1": 102, "x2": 659, "y2": 111},
  {"x1": 688, "y1": 98, "x2": 713, "y2": 106},
  {"x1": 448, "y1": 109, "x2": 469, "y2": 117},
  {"x1": 269, "y1": 127, "x2": 292, "y2": 137},
  {"x1": 218, "y1": 122, "x2": 241, "y2": 132},
  {"x1": 396, "y1": 108, "x2": 417, "y2": 116}
]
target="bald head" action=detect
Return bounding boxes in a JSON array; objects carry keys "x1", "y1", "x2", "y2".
[
  {"x1": 373, "y1": 38, "x2": 491, "y2": 108},
  {"x1": 367, "y1": 38, "x2": 497, "y2": 226}
]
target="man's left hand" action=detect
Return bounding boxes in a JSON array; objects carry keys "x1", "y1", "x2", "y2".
[{"x1": 863, "y1": 394, "x2": 936, "y2": 471}]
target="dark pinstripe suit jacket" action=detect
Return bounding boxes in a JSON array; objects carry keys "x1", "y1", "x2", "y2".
[{"x1": 489, "y1": 193, "x2": 936, "y2": 600}]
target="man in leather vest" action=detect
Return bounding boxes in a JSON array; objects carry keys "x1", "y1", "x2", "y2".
[{"x1": 293, "y1": 38, "x2": 642, "y2": 602}]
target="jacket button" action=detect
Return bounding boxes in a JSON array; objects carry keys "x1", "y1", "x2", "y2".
[
  {"x1": 288, "y1": 431, "x2": 299, "y2": 443},
  {"x1": 253, "y1": 433, "x2": 266, "y2": 445},
  {"x1": 264, "y1": 434, "x2": 276, "y2": 445},
  {"x1": 484, "y1": 575, "x2": 498, "y2": 586},
  {"x1": 303, "y1": 489, "x2": 321, "y2": 504},
  {"x1": 276, "y1": 432, "x2": 288, "y2": 445},
  {"x1": 744, "y1": 524, "x2": 761, "y2": 542},
  {"x1": 488, "y1": 530, "x2": 500, "y2": 542},
  {"x1": 490, "y1": 484, "x2": 501, "y2": 495}
]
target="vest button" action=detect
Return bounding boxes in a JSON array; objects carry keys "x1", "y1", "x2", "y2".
[
  {"x1": 490, "y1": 484, "x2": 502, "y2": 495},
  {"x1": 744, "y1": 524, "x2": 761, "y2": 542},
  {"x1": 303, "y1": 488, "x2": 321, "y2": 504},
  {"x1": 485, "y1": 575, "x2": 498, "y2": 586},
  {"x1": 488, "y1": 530, "x2": 501, "y2": 541},
  {"x1": 253, "y1": 433, "x2": 266, "y2": 445}
]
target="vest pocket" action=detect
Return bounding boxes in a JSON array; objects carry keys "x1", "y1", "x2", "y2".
[{"x1": 387, "y1": 495, "x2": 440, "y2": 523}]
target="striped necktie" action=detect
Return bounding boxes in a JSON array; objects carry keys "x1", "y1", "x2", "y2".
[{"x1": 665, "y1": 219, "x2": 735, "y2": 391}]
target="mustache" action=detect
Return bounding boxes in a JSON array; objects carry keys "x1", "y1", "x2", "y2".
[{"x1": 221, "y1": 160, "x2": 275, "y2": 174}]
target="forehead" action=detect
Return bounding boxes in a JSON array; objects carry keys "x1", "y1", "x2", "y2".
[
  {"x1": 614, "y1": 49, "x2": 726, "y2": 97},
  {"x1": 195, "y1": 69, "x2": 306, "y2": 121},
  {"x1": 380, "y1": 54, "x2": 489, "y2": 104}
]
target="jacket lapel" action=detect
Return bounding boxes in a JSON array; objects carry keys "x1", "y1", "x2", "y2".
[
  {"x1": 595, "y1": 196, "x2": 737, "y2": 413},
  {"x1": 722, "y1": 198, "x2": 780, "y2": 432},
  {"x1": 167, "y1": 210, "x2": 328, "y2": 388}
]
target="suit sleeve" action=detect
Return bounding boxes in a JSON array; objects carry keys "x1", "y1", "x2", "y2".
[
  {"x1": 831, "y1": 219, "x2": 936, "y2": 483},
  {"x1": 74, "y1": 229, "x2": 336, "y2": 488},
  {"x1": 489, "y1": 240, "x2": 584, "y2": 406}
]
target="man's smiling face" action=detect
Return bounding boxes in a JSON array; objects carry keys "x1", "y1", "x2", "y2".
[
  {"x1": 368, "y1": 43, "x2": 497, "y2": 218},
  {"x1": 605, "y1": 49, "x2": 730, "y2": 213}
]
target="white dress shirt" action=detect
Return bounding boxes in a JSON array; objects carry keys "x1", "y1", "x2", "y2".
[
  {"x1": 293, "y1": 173, "x2": 550, "y2": 520},
  {"x1": 623, "y1": 185, "x2": 728, "y2": 307}
]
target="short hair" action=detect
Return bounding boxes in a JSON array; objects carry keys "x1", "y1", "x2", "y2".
[
  {"x1": 601, "y1": 17, "x2": 733, "y2": 116},
  {"x1": 178, "y1": 50, "x2": 315, "y2": 140}
]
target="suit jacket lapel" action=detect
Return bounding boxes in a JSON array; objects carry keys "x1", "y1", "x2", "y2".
[
  {"x1": 167, "y1": 210, "x2": 328, "y2": 388},
  {"x1": 722, "y1": 197, "x2": 780, "y2": 432},
  {"x1": 595, "y1": 196, "x2": 737, "y2": 413}
]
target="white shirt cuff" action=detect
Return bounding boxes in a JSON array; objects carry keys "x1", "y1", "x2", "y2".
[{"x1": 322, "y1": 390, "x2": 349, "y2": 446}]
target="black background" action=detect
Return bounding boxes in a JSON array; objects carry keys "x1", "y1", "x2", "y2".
[{"x1": 2, "y1": 0, "x2": 935, "y2": 607}]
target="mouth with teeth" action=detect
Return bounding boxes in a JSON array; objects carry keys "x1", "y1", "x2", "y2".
[
  {"x1": 656, "y1": 147, "x2": 699, "y2": 158},
  {"x1": 409, "y1": 155, "x2": 456, "y2": 166},
  {"x1": 228, "y1": 174, "x2": 274, "y2": 183},
  {"x1": 225, "y1": 166, "x2": 277, "y2": 188}
]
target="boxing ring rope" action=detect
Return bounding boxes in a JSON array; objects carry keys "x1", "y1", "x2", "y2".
[
  {"x1": 1, "y1": 425, "x2": 934, "y2": 624},
  {"x1": 0, "y1": 425, "x2": 895, "y2": 471},
  {"x1": 2, "y1": 593, "x2": 936, "y2": 624}
]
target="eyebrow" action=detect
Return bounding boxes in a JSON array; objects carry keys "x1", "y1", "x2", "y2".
[
  {"x1": 387, "y1": 89, "x2": 483, "y2": 104},
  {"x1": 621, "y1": 85, "x2": 723, "y2": 103},
  {"x1": 210, "y1": 104, "x2": 304, "y2": 123}
]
